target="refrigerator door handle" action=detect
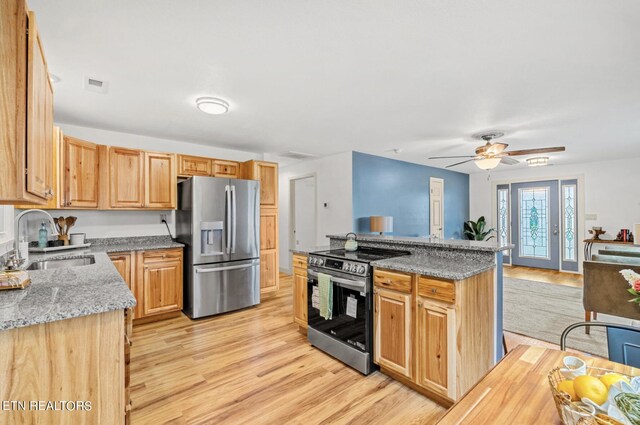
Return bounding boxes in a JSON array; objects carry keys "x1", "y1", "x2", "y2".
[
  {"x1": 195, "y1": 262, "x2": 259, "y2": 273},
  {"x1": 225, "y1": 185, "x2": 231, "y2": 254},
  {"x1": 231, "y1": 185, "x2": 237, "y2": 254}
]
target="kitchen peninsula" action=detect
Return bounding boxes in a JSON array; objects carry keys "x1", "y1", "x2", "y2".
[
  {"x1": 0, "y1": 236, "x2": 183, "y2": 424},
  {"x1": 292, "y1": 234, "x2": 511, "y2": 406}
]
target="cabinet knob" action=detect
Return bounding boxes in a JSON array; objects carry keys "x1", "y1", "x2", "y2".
[
  {"x1": 431, "y1": 288, "x2": 437, "y2": 294},
  {"x1": 418, "y1": 301, "x2": 423, "y2": 307}
]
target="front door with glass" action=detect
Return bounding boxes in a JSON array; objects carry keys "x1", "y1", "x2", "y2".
[{"x1": 510, "y1": 180, "x2": 560, "y2": 270}]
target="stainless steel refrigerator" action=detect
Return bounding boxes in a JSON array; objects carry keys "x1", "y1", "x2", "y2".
[{"x1": 177, "y1": 176, "x2": 260, "y2": 318}]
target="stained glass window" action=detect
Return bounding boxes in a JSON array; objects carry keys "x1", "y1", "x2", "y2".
[
  {"x1": 497, "y1": 188, "x2": 509, "y2": 247},
  {"x1": 519, "y1": 187, "x2": 550, "y2": 259},
  {"x1": 562, "y1": 185, "x2": 577, "y2": 261}
]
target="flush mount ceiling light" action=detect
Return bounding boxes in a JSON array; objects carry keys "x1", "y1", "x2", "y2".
[
  {"x1": 526, "y1": 156, "x2": 549, "y2": 167},
  {"x1": 196, "y1": 97, "x2": 229, "y2": 115},
  {"x1": 474, "y1": 157, "x2": 501, "y2": 170}
]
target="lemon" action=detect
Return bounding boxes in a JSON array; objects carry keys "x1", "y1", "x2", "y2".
[
  {"x1": 599, "y1": 373, "x2": 630, "y2": 389},
  {"x1": 556, "y1": 380, "x2": 578, "y2": 401},
  {"x1": 574, "y1": 375, "x2": 609, "y2": 405}
]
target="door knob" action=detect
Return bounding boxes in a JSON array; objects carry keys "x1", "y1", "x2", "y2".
[{"x1": 553, "y1": 224, "x2": 559, "y2": 236}]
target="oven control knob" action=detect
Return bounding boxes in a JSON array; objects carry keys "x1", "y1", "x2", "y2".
[
  {"x1": 357, "y1": 265, "x2": 365, "y2": 274},
  {"x1": 310, "y1": 258, "x2": 317, "y2": 265},
  {"x1": 349, "y1": 264, "x2": 356, "y2": 272},
  {"x1": 317, "y1": 258, "x2": 324, "y2": 266}
]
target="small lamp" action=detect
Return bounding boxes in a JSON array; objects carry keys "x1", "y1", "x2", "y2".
[{"x1": 370, "y1": 216, "x2": 393, "y2": 235}]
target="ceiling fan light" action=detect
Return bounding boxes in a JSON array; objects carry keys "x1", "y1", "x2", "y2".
[
  {"x1": 526, "y1": 157, "x2": 549, "y2": 167},
  {"x1": 474, "y1": 158, "x2": 501, "y2": 170},
  {"x1": 196, "y1": 97, "x2": 229, "y2": 115}
]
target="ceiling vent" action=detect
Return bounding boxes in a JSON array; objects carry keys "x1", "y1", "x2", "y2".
[
  {"x1": 277, "y1": 151, "x2": 317, "y2": 160},
  {"x1": 83, "y1": 76, "x2": 109, "y2": 94}
]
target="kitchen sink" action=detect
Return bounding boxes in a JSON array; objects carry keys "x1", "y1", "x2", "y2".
[{"x1": 27, "y1": 255, "x2": 96, "y2": 270}]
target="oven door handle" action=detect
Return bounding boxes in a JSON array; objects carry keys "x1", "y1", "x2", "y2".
[{"x1": 307, "y1": 269, "x2": 367, "y2": 293}]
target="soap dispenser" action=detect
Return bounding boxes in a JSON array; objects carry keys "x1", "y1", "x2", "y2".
[{"x1": 38, "y1": 221, "x2": 48, "y2": 248}]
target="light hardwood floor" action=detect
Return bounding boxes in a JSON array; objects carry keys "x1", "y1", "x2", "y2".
[{"x1": 130, "y1": 273, "x2": 446, "y2": 425}]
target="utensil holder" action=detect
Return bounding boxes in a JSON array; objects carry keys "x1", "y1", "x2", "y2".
[{"x1": 57, "y1": 234, "x2": 69, "y2": 246}]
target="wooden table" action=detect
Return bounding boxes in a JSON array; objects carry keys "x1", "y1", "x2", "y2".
[
  {"x1": 584, "y1": 238, "x2": 636, "y2": 260},
  {"x1": 437, "y1": 345, "x2": 639, "y2": 424}
]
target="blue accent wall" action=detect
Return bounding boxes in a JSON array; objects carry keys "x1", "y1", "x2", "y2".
[{"x1": 352, "y1": 152, "x2": 469, "y2": 239}]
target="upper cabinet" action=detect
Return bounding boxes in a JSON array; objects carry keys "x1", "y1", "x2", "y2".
[
  {"x1": 109, "y1": 147, "x2": 145, "y2": 208},
  {"x1": 242, "y1": 161, "x2": 278, "y2": 208},
  {"x1": 62, "y1": 136, "x2": 100, "y2": 208},
  {"x1": 177, "y1": 155, "x2": 240, "y2": 179},
  {"x1": 177, "y1": 155, "x2": 211, "y2": 177},
  {"x1": 145, "y1": 152, "x2": 176, "y2": 209},
  {"x1": 0, "y1": 1, "x2": 54, "y2": 204}
]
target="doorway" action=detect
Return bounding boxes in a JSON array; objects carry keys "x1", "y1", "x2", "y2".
[
  {"x1": 497, "y1": 179, "x2": 579, "y2": 272},
  {"x1": 429, "y1": 177, "x2": 444, "y2": 238},
  {"x1": 290, "y1": 175, "x2": 317, "y2": 253}
]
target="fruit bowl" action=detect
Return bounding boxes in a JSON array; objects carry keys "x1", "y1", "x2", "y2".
[{"x1": 549, "y1": 365, "x2": 639, "y2": 425}]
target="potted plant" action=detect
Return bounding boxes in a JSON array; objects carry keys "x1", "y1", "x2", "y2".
[{"x1": 464, "y1": 216, "x2": 495, "y2": 241}]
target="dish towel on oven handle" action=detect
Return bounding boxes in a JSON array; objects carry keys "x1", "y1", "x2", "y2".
[{"x1": 318, "y1": 272, "x2": 333, "y2": 320}]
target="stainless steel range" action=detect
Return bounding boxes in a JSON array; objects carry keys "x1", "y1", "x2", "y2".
[{"x1": 306, "y1": 247, "x2": 410, "y2": 375}]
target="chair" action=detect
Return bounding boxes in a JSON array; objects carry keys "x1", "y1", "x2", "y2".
[{"x1": 560, "y1": 321, "x2": 640, "y2": 367}]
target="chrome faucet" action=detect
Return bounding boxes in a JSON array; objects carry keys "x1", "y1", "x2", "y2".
[{"x1": 13, "y1": 209, "x2": 59, "y2": 261}]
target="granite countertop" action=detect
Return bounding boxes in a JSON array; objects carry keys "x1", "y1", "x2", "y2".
[
  {"x1": 289, "y1": 245, "x2": 331, "y2": 256},
  {"x1": 0, "y1": 236, "x2": 184, "y2": 331},
  {"x1": 371, "y1": 253, "x2": 495, "y2": 280},
  {"x1": 328, "y1": 234, "x2": 513, "y2": 253}
]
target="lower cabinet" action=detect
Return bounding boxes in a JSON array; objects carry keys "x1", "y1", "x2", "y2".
[
  {"x1": 373, "y1": 287, "x2": 412, "y2": 379},
  {"x1": 141, "y1": 251, "x2": 183, "y2": 317},
  {"x1": 373, "y1": 267, "x2": 494, "y2": 404},
  {"x1": 416, "y1": 298, "x2": 456, "y2": 400},
  {"x1": 292, "y1": 254, "x2": 308, "y2": 329},
  {"x1": 109, "y1": 248, "x2": 183, "y2": 323}
]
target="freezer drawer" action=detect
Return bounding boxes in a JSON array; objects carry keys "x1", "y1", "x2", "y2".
[{"x1": 185, "y1": 259, "x2": 260, "y2": 318}]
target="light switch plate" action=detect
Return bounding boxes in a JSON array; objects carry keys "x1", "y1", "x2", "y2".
[{"x1": 585, "y1": 213, "x2": 598, "y2": 221}]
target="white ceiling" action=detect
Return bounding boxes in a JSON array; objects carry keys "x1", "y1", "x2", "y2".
[{"x1": 31, "y1": 0, "x2": 640, "y2": 173}]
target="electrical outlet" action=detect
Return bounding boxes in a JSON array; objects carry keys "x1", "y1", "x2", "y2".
[{"x1": 160, "y1": 214, "x2": 167, "y2": 223}]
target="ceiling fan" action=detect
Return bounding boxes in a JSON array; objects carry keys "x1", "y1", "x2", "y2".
[{"x1": 428, "y1": 132, "x2": 566, "y2": 170}]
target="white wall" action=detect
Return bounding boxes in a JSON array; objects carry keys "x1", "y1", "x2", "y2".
[
  {"x1": 470, "y1": 157, "x2": 640, "y2": 262},
  {"x1": 279, "y1": 152, "x2": 353, "y2": 272},
  {"x1": 17, "y1": 124, "x2": 262, "y2": 241}
]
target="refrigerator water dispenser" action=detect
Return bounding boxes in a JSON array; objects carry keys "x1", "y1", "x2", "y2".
[{"x1": 200, "y1": 221, "x2": 224, "y2": 255}]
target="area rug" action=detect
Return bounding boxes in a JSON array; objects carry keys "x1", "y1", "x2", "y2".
[{"x1": 503, "y1": 277, "x2": 614, "y2": 357}]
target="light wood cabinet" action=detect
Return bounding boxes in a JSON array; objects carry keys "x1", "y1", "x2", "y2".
[
  {"x1": 0, "y1": 309, "x2": 128, "y2": 424},
  {"x1": 416, "y1": 298, "x2": 456, "y2": 399},
  {"x1": 374, "y1": 286, "x2": 413, "y2": 379},
  {"x1": 109, "y1": 252, "x2": 133, "y2": 289},
  {"x1": 177, "y1": 154, "x2": 211, "y2": 177},
  {"x1": 110, "y1": 147, "x2": 145, "y2": 208},
  {"x1": 0, "y1": 1, "x2": 54, "y2": 204},
  {"x1": 243, "y1": 160, "x2": 280, "y2": 293},
  {"x1": 260, "y1": 250, "x2": 278, "y2": 293},
  {"x1": 243, "y1": 160, "x2": 278, "y2": 208},
  {"x1": 145, "y1": 152, "x2": 176, "y2": 209},
  {"x1": 62, "y1": 136, "x2": 100, "y2": 208},
  {"x1": 373, "y1": 267, "x2": 495, "y2": 404},
  {"x1": 292, "y1": 254, "x2": 308, "y2": 329},
  {"x1": 110, "y1": 248, "x2": 183, "y2": 323},
  {"x1": 213, "y1": 159, "x2": 240, "y2": 178}
]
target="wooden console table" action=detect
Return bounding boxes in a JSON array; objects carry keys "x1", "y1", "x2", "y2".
[
  {"x1": 584, "y1": 238, "x2": 636, "y2": 260},
  {"x1": 437, "y1": 345, "x2": 638, "y2": 425}
]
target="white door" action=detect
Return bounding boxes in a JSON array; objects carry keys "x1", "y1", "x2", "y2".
[
  {"x1": 429, "y1": 177, "x2": 444, "y2": 238},
  {"x1": 292, "y1": 176, "x2": 316, "y2": 250}
]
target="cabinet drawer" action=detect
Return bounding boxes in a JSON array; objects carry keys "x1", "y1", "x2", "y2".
[
  {"x1": 373, "y1": 269, "x2": 413, "y2": 293},
  {"x1": 213, "y1": 160, "x2": 239, "y2": 177},
  {"x1": 143, "y1": 248, "x2": 183, "y2": 263},
  {"x1": 418, "y1": 277, "x2": 455, "y2": 304},
  {"x1": 292, "y1": 254, "x2": 307, "y2": 270}
]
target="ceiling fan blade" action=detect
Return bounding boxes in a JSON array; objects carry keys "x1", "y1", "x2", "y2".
[
  {"x1": 501, "y1": 147, "x2": 566, "y2": 156},
  {"x1": 446, "y1": 159, "x2": 476, "y2": 168},
  {"x1": 428, "y1": 155, "x2": 477, "y2": 160},
  {"x1": 500, "y1": 157, "x2": 519, "y2": 165}
]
